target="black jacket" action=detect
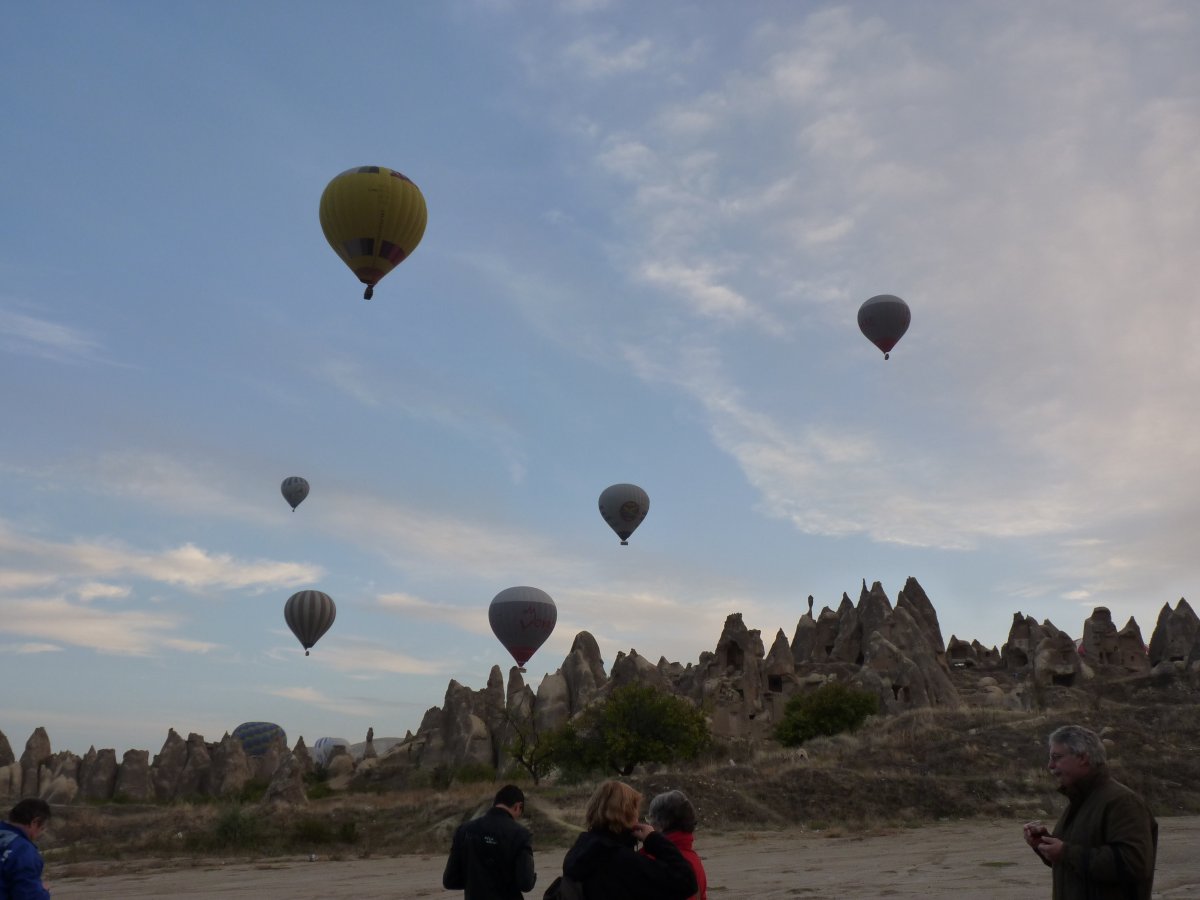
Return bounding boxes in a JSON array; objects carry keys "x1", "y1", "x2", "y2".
[
  {"x1": 443, "y1": 807, "x2": 537, "y2": 900},
  {"x1": 562, "y1": 828, "x2": 697, "y2": 900}
]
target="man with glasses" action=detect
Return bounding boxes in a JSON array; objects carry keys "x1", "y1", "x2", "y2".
[
  {"x1": 1022, "y1": 724, "x2": 1157, "y2": 900},
  {"x1": 1, "y1": 799, "x2": 52, "y2": 899}
]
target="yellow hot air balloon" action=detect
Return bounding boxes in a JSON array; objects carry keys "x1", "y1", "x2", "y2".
[{"x1": 319, "y1": 166, "x2": 428, "y2": 299}]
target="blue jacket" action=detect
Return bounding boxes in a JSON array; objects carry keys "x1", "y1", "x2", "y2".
[{"x1": 0, "y1": 822, "x2": 50, "y2": 900}]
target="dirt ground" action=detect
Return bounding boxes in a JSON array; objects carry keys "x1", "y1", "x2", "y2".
[{"x1": 51, "y1": 816, "x2": 1198, "y2": 899}]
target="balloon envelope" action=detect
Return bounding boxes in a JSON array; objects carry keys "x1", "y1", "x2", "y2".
[
  {"x1": 285, "y1": 590, "x2": 337, "y2": 655},
  {"x1": 319, "y1": 166, "x2": 428, "y2": 299},
  {"x1": 281, "y1": 476, "x2": 309, "y2": 511},
  {"x1": 857, "y1": 294, "x2": 911, "y2": 359},
  {"x1": 489, "y1": 586, "x2": 556, "y2": 668},
  {"x1": 311, "y1": 736, "x2": 351, "y2": 768},
  {"x1": 232, "y1": 721, "x2": 287, "y2": 757},
  {"x1": 598, "y1": 483, "x2": 650, "y2": 545}
]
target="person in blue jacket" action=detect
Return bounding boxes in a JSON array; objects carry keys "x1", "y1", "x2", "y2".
[{"x1": 1, "y1": 799, "x2": 52, "y2": 900}]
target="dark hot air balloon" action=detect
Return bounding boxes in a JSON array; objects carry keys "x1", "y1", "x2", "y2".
[
  {"x1": 232, "y1": 721, "x2": 287, "y2": 757},
  {"x1": 598, "y1": 483, "x2": 650, "y2": 545},
  {"x1": 281, "y1": 476, "x2": 309, "y2": 511},
  {"x1": 319, "y1": 166, "x2": 428, "y2": 299},
  {"x1": 857, "y1": 294, "x2": 911, "y2": 360},
  {"x1": 285, "y1": 589, "x2": 336, "y2": 656},
  {"x1": 488, "y1": 586, "x2": 556, "y2": 671}
]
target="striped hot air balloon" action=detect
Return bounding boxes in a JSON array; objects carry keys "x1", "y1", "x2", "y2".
[
  {"x1": 285, "y1": 590, "x2": 336, "y2": 656},
  {"x1": 311, "y1": 736, "x2": 351, "y2": 768},
  {"x1": 232, "y1": 721, "x2": 287, "y2": 757},
  {"x1": 319, "y1": 166, "x2": 428, "y2": 299}
]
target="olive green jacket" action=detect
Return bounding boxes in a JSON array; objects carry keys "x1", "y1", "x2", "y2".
[{"x1": 1047, "y1": 772, "x2": 1157, "y2": 900}]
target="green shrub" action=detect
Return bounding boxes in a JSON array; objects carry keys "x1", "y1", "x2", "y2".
[
  {"x1": 291, "y1": 817, "x2": 336, "y2": 845},
  {"x1": 775, "y1": 682, "x2": 879, "y2": 747},
  {"x1": 211, "y1": 805, "x2": 264, "y2": 850},
  {"x1": 306, "y1": 781, "x2": 334, "y2": 800},
  {"x1": 453, "y1": 761, "x2": 497, "y2": 785},
  {"x1": 289, "y1": 817, "x2": 356, "y2": 847},
  {"x1": 238, "y1": 777, "x2": 271, "y2": 804}
]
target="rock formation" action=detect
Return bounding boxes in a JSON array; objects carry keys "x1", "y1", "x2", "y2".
[
  {"x1": 1148, "y1": 598, "x2": 1199, "y2": 668},
  {"x1": 4, "y1": 580, "x2": 1197, "y2": 802}
]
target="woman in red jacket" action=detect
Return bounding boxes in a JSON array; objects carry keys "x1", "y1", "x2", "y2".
[{"x1": 646, "y1": 790, "x2": 707, "y2": 900}]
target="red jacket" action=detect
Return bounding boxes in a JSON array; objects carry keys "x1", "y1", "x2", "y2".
[{"x1": 643, "y1": 830, "x2": 707, "y2": 900}]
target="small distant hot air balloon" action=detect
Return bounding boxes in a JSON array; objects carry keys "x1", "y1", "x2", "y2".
[
  {"x1": 311, "y1": 736, "x2": 351, "y2": 768},
  {"x1": 598, "y1": 483, "x2": 650, "y2": 545},
  {"x1": 319, "y1": 166, "x2": 428, "y2": 299},
  {"x1": 281, "y1": 476, "x2": 309, "y2": 511},
  {"x1": 285, "y1": 590, "x2": 336, "y2": 656},
  {"x1": 489, "y1": 586, "x2": 557, "y2": 671},
  {"x1": 232, "y1": 721, "x2": 287, "y2": 757},
  {"x1": 857, "y1": 294, "x2": 911, "y2": 360}
]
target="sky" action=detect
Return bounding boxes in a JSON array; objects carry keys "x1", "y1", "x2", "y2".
[{"x1": 2, "y1": 1, "x2": 1198, "y2": 758}]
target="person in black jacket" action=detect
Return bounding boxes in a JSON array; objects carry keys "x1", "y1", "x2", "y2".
[
  {"x1": 443, "y1": 784, "x2": 537, "y2": 900},
  {"x1": 560, "y1": 780, "x2": 697, "y2": 900}
]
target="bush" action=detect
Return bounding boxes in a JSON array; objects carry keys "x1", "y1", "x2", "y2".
[
  {"x1": 452, "y1": 761, "x2": 497, "y2": 785},
  {"x1": 211, "y1": 805, "x2": 264, "y2": 850},
  {"x1": 237, "y1": 778, "x2": 271, "y2": 804},
  {"x1": 775, "y1": 682, "x2": 879, "y2": 747}
]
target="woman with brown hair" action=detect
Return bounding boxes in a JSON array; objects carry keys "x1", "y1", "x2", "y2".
[{"x1": 558, "y1": 780, "x2": 697, "y2": 900}]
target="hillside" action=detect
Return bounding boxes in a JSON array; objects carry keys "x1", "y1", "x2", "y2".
[{"x1": 40, "y1": 669, "x2": 1200, "y2": 872}]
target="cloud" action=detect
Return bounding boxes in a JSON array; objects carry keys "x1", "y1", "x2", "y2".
[
  {"x1": 314, "y1": 491, "x2": 588, "y2": 584},
  {"x1": 263, "y1": 685, "x2": 381, "y2": 717},
  {"x1": 1, "y1": 642, "x2": 62, "y2": 654},
  {"x1": 375, "y1": 592, "x2": 485, "y2": 631},
  {"x1": 0, "y1": 306, "x2": 109, "y2": 365},
  {"x1": 562, "y1": 33, "x2": 654, "y2": 78},
  {"x1": 0, "y1": 596, "x2": 205, "y2": 656},
  {"x1": 311, "y1": 355, "x2": 529, "y2": 482},
  {"x1": 0, "y1": 518, "x2": 318, "y2": 655},
  {"x1": 296, "y1": 636, "x2": 457, "y2": 678}
]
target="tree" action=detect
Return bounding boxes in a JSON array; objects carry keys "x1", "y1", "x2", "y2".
[
  {"x1": 774, "y1": 681, "x2": 878, "y2": 747},
  {"x1": 502, "y1": 710, "x2": 557, "y2": 785},
  {"x1": 574, "y1": 683, "x2": 711, "y2": 776}
]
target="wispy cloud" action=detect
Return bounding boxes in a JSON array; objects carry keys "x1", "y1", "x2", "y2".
[
  {"x1": 0, "y1": 305, "x2": 122, "y2": 366},
  {"x1": 0, "y1": 596, "x2": 214, "y2": 656},
  {"x1": 263, "y1": 685, "x2": 381, "y2": 717},
  {"x1": 311, "y1": 356, "x2": 529, "y2": 483},
  {"x1": 562, "y1": 33, "x2": 654, "y2": 78},
  {"x1": 289, "y1": 635, "x2": 457, "y2": 678},
  {"x1": 0, "y1": 527, "x2": 318, "y2": 592}
]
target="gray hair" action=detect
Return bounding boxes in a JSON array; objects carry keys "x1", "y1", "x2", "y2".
[
  {"x1": 1049, "y1": 724, "x2": 1108, "y2": 768},
  {"x1": 647, "y1": 789, "x2": 697, "y2": 833}
]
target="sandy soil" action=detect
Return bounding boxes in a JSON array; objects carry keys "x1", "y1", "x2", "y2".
[{"x1": 51, "y1": 816, "x2": 1199, "y2": 899}]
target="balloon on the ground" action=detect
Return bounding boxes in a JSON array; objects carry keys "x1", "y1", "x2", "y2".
[
  {"x1": 311, "y1": 736, "x2": 351, "y2": 768},
  {"x1": 857, "y1": 294, "x2": 911, "y2": 360},
  {"x1": 598, "y1": 483, "x2": 650, "y2": 545},
  {"x1": 489, "y1": 586, "x2": 557, "y2": 670},
  {"x1": 232, "y1": 721, "x2": 286, "y2": 757},
  {"x1": 319, "y1": 166, "x2": 428, "y2": 299},
  {"x1": 285, "y1": 590, "x2": 337, "y2": 656},
  {"x1": 281, "y1": 476, "x2": 309, "y2": 511}
]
